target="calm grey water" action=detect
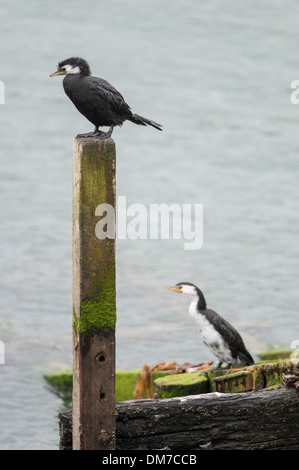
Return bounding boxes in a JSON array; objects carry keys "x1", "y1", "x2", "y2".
[{"x1": 1, "y1": 0, "x2": 299, "y2": 449}]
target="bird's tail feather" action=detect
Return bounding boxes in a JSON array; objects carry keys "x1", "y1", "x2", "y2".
[
  {"x1": 129, "y1": 113, "x2": 162, "y2": 131},
  {"x1": 239, "y1": 350, "x2": 254, "y2": 366}
]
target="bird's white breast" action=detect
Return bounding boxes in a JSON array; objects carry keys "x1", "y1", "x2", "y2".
[{"x1": 188, "y1": 300, "x2": 233, "y2": 363}]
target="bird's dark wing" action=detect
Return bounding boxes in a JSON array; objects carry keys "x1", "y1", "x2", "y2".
[
  {"x1": 88, "y1": 76, "x2": 132, "y2": 116},
  {"x1": 204, "y1": 308, "x2": 253, "y2": 363}
]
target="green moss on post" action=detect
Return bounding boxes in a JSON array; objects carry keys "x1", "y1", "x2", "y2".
[{"x1": 73, "y1": 296, "x2": 116, "y2": 341}]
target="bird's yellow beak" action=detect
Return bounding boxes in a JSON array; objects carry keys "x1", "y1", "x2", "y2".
[
  {"x1": 50, "y1": 70, "x2": 66, "y2": 77},
  {"x1": 165, "y1": 286, "x2": 182, "y2": 294}
]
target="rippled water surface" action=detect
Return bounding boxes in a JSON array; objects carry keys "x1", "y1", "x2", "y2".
[{"x1": 0, "y1": 0, "x2": 299, "y2": 449}]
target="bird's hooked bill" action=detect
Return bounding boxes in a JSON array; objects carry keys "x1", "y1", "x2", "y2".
[
  {"x1": 165, "y1": 286, "x2": 182, "y2": 294},
  {"x1": 50, "y1": 70, "x2": 66, "y2": 77}
]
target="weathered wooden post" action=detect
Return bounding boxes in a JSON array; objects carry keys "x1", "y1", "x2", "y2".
[{"x1": 72, "y1": 137, "x2": 116, "y2": 450}]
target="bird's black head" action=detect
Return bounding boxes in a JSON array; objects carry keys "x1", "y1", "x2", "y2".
[
  {"x1": 50, "y1": 57, "x2": 91, "y2": 77},
  {"x1": 165, "y1": 281, "x2": 207, "y2": 310}
]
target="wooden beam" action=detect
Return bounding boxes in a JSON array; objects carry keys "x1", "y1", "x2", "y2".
[
  {"x1": 72, "y1": 137, "x2": 116, "y2": 450},
  {"x1": 59, "y1": 387, "x2": 299, "y2": 450}
]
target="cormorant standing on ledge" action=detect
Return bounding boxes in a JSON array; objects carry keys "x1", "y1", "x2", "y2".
[
  {"x1": 166, "y1": 282, "x2": 254, "y2": 369},
  {"x1": 50, "y1": 57, "x2": 162, "y2": 139}
]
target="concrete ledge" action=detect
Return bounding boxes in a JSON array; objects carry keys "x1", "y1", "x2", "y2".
[{"x1": 154, "y1": 360, "x2": 299, "y2": 397}]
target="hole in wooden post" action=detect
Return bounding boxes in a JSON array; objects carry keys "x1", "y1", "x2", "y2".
[
  {"x1": 94, "y1": 351, "x2": 106, "y2": 365},
  {"x1": 99, "y1": 385, "x2": 106, "y2": 401}
]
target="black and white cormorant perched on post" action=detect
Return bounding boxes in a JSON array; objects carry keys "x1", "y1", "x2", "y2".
[
  {"x1": 50, "y1": 57, "x2": 162, "y2": 139},
  {"x1": 166, "y1": 282, "x2": 254, "y2": 369}
]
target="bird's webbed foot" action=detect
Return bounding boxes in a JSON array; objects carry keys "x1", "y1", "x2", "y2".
[
  {"x1": 76, "y1": 130, "x2": 103, "y2": 138},
  {"x1": 95, "y1": 125, "x2": 114, "y2": 140},
  {"x1": 76, "y1": 126, "x2": 114, "y2": 140}
]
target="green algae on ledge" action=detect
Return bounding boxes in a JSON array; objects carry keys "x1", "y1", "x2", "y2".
[{"x1": 154, "y1": 371, "x2": 209, "y2": 398}]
